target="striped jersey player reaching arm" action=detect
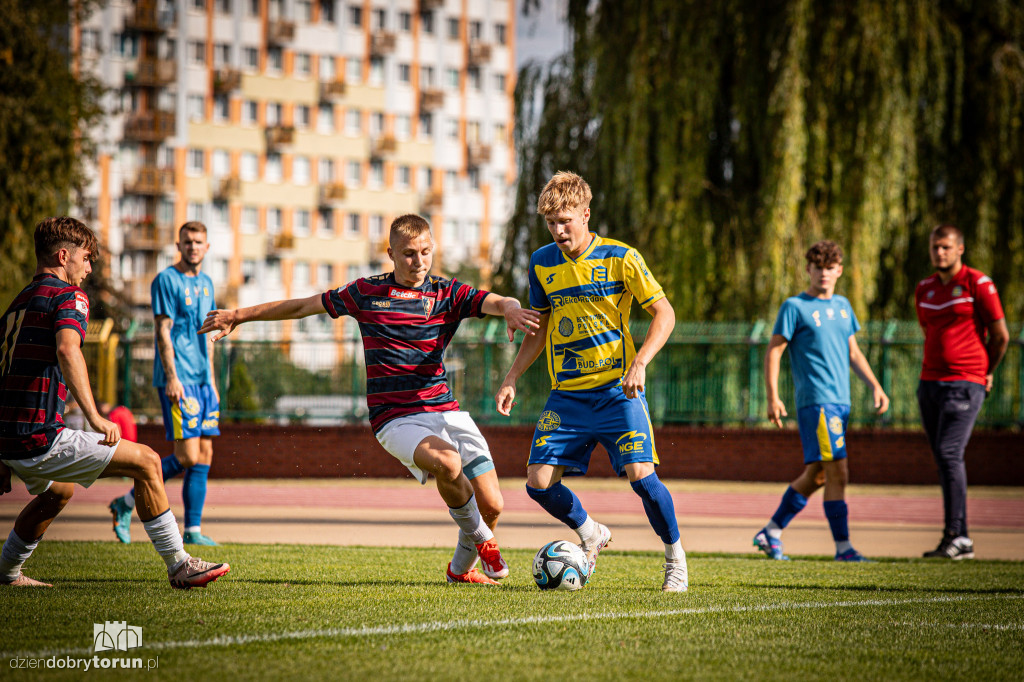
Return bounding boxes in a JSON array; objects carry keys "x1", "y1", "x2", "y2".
[
  {"x1": 199, "y1": 214, "x2": 539, "y2": 585},
  {"x1": 494, "y1": 171, "x2": 688, "y2": 592},
  {"x1": 0, "y1": 217, "x2": 229, "y2": 590}
]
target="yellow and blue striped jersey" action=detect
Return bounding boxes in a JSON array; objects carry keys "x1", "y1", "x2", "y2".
[{"x1": 528, "y1": 234, "x2": 665, "y2": 391}]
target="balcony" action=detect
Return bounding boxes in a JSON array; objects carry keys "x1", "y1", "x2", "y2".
[
  {"x1": 468, "y1": 41, "x2": 493, "y2": 66},
  {"x1": 319, "y1": 182, "x2": 347, "y2": 205},
  {"x1": 123, "y1": 111, "x2": 175, "y2": 141},
  {"x1": 122, "y1": 277, "x2": 153, "y2": 304},
  {"x1": 213, "y1": 68, "x2": 241, "y2": 93},
  {"x1": 319, "y1": 78, "x2": 346, "y2": 101},
  {"x1": 125, "y1": 58, "x2": 176, "y2": 87},
  {"x1": 267, "y1": 233, "x2": 295, "y2": 254},
  {"x1": 419, "y1": 0, "x2": 444, "y2": 10},
  {"x1": 212, "y1": 175, "x2": 241, "y2": 200},
  {"x1": 419, "y1": 88, "x2": 444, "y2": 111},
  {"x1": 420, "y1": 190, "x2": 443, "y2": 214},
  {"x1": 467, "y1": 142, "x2": 492, "y2": 167},
  {"x1": 124, "y1": 166, "x2": 175, "y2": 195},
  {"x1": 267, "y1": 20, "x2": 295, "y2": 45},
  {"x1": 124, "y1": 0, "x2": 175, "y2": 33},
  {"x1": 370, "y1": 135, "x2": 397, "y2": 158},
  {"x1": 122, "y1": 220, "x2": 172, "y2": 251},
  {"x1": 370, "y1": 31, "x2": 397, "y2": 56},
  {"x1": 265, "y1": 125, "x2": 295, "y2": 149}
]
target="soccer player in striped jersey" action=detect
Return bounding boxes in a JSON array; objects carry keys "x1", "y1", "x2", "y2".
[
  {"x1": 198, "y1": 214, "x2": 539, "y2": 585},
  {"x1": 0, "y1": 217, "x2": 229, "y2": 589},
  {"x1": 757, "y1": 240, "x2": 889, "y2": 562},
  {"x1": 494, "y1": 171, "x2": 688, "y2": 592}
]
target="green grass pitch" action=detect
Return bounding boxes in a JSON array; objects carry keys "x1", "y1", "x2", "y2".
[{"x1": 2, "y1": 542, "x2": 1022, "y2": 680}]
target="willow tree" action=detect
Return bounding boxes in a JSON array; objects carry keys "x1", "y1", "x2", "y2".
[{"x1": 498, "y1": 0, "x2": 1024, "y2": 322}]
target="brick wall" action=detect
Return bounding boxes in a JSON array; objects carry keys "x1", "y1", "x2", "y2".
[{"x1": 136, "y1": 424, "x2": 1023, "y2": 486}]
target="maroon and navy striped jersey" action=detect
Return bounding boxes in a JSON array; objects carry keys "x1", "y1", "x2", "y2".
[
  {"x1": 321, "y1": 273, "x2": 489, "y2": 433},
  {"x1": 0, "y1": 274, "x2": 90, "y2": 459}
]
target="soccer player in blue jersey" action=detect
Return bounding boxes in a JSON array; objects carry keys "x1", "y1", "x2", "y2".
[
  {"x1": 198, "y1": 214, "x2": 540, "y2": 585},
  {"x1": 109, "y1": 222, "x2": 221, "y2": 546},
  {"x1": 0, "y1": 217, "x2": 229, "y2": 589},
  {"x1": 755, "y1": 240, "x2": 890, "y2": 562},
  {"x1": 494, "y1": 171, "x2": 688, "y2": 592}
]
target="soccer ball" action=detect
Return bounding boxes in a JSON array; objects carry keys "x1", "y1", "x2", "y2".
[{"x1": 533, "y1": 540, "x2": 590, "y2": 591}]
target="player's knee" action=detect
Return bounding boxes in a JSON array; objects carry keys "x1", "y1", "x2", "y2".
[
  {"x1": 135, "y1": 446, "x2": 163, "y2": 481},
  {"x1": 46, "y1": 482, "x2": 74, "y2": 507},
  {"x1": 477, "y1": 494, "x2": 504, "y2": 522},
  {"x1": 426, "y1": 449, "x2": 462, "y2": 483}
]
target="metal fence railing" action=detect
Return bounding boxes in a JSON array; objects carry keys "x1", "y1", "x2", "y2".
[{"x1": 113, "y1": 320, "x2": 1024, "y2": 429}]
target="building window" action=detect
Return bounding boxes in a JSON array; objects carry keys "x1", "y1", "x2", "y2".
[
  {"x1": 369, "y1": 214, "x2": 384, "y2": 241},
  {"x1": 369, "y1": 160, "x2": 383, "y2": 188},
  {"x1": 187, "y1": 94, "x2": 205, "y2": 122},
  {"x1": 420, "y1": 11, "x2": 434, "y2": 35},
  {"x1": 345, "y1": 213, "x2": 361, "y2": 238},
  {"x1": 212, "y1": 149, "x2": 230, "y2": 177},
  {"x1": 468, "y1": 166, "x2": 480, "y2": 190},
  {"x1": 445, "y1": 169, "x2": 457, "y2": 189},
  {"x1": 187, "y1": 149, "x2": 205, "y2": 176},
  {"x1": 372, "y1": 8, "x2": 386, "y2": 30},
  {"x1": 240, "y1": 152, "x2": 258, "y2": 181},
  {"x1": 369, "y1": 57, "x2": 384, "y2": 86},
  {"x1": 395, "y1": 115, "x2": 411, "y2": 140},
  {"x1": 348, "y1": 5, "x2": 362, "y2": 28},
  {"x1": 213, "y1": 94, "x2": 229, "y2": 122},
  {"x1": 399, "y1": 11, "x2": 411, "y2": 31},
  {"x1": 242, "y1": 100, "x2": 258, "y2": 125},
  {"x1": 317, "y1": 262, "x2": 334, "y2": 285},
  {"x1": 494, "y1": 23, "x2": 507, "y2": 45},
  {"x1": 293, "y1": 156, "x2": 311, "y2": 185},
  {"x1": 266, "y1": 153, "x2": 283, "y2": 183},
  {"x1": 320, "y1": 0, "x2": 335, "y2": 23},
  {"x1": 446, "y1": 17, "x2": 459, "y2": 40},
  {"x1": 211, "y1": 201, "x2": 230, "y2": 231},
  {"x1": 445, "y1": 68, "x2": 459, "y2": 89},
  {"x1": 295, "y1": 104, "x2": 311, "y2": 129},
  {"x1": 294, "y1": 210, "x2": 311, "y2": 237},
  {"x1": 345, "y1": 108, "x2": 361, "y2": 135},
  {"x1": 398, "y1": 63, "x2": 411, "y2": 84},
  {"x1": 241, "y1": 206, "x2": 259, "y2": 234},
  {"x1": 317, "y1": 103, "x2": 334, "y2": 133},
  {"x1": 296, "y1": 0, "x2": 312, "y2": 22},
  {"x1": 294, "y1": 260, "x2": 311, "y2": 286},
  {"x1": 242, "y1": 259, "x2": 257, "y2": 283},
  {"x1": 317, "y1": 210, "x2": 334, "y2": 237},
  {"x1": 469, "y1": 20, "x2": 482, "y2": 40},
  {"x1": 320, "y1": 55, "x2": 335, "y2": 80},
  {"x1": 266, "y1": 208, "x2": 282, "y2": 234},
  {"x1": 467, "y1": 120, "x2": 480, "y2": 143},
  {"x1": 188, "y1": 41, "x2": 206, "y2": 66},
  {"x1": 318, "y1": 158, "x2": 335, "y2": 182},
  {"x1": 346, "y1": 161, "x2": 361, "y2": 187},
  {"x1": 418, "y1": 166, "x2": 433, "y2": 190},
  {"x1": 266, "y1": 258, "x2": 282, "y2": 284},
  {"x1": 216, "y1": 0, "x2": 231, "y2": 13},
  {"x1": 494, "y1": 73, "x2": 506, "y2": 92},
  {"x1": 420, "y1": 65, "x2": 435, "y2": 87},
  {"x1": 397, "y1": 165, "x2": 410, "y2": 189},
  {"x1": 267, "y1": 47, "x2": 283, "y2": 73},
  {"x1": 266, "y1": 102, "x2": 282, "y2": 125},
  {"x1": 468, "y1": 67, "x2": 481, "y2": 91},
  {"x1": 214, "y1": 43, "x2": 231, "y2": 67},
  {"x1": 494, "y1": 122, "x2": 507, "y2": 142},
  {"x1": 295, "y1": 53, "x2": 311, "y2": 77},
  {"x1": 246, "y1": 0, "x2": 259, "y2": 16},
  {"x1": 346, "y1": 57, "x2": 362, "y2": 84},
  {"x1": 418, "y1": 113, "x2": 433, "y2": 138},
  {"x1": 190, "y1": 0, "x2": 206, "y2": 10},
  {"x1": 445, "y1": 118, "x2": 458, "y2": 140},
  {"x1": 243, "y1": 46, "x2": 259, "y2": 71},
  {"x1": 187, "y1": 201, "x2": 205, "y2": 222},
  {"x1": 370, "y1": 112, "x2": 384, "y2": 136}
]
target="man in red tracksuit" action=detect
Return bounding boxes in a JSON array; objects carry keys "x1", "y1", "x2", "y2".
[{"x1": 915, "y1": 224, "x2": 1010, "y2": 560}]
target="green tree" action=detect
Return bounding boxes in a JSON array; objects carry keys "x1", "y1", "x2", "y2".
[
  {"x1": 0, "y1": 0, "x2": 103, "y2": 306},
  {"x1": 500, "y1": 0, "x2": 1024, "y2": 322}
]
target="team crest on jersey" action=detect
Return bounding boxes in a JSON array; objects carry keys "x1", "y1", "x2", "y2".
[
  {"x1": 952, "y1": 286, "x2": 963, "y2": 297},
  {"x1": 591, "y1": 266, "x2": 608, "y2": 283},
  {"x1": 422, "y1": 297, "x2": 434, "y2": 315},
  {"x1": 840, "y1": 309, "x2": 848, "y2": 318},
  {"x1": 74, "y1": 292, "x2": 89, "y2": 316},
  {"x1": 182, "y1": 397, "x2": 201, "y2": 417},
  {"x1": 826, "y1": 308, "x2": 835, "y2": 320},
  {"x1": 812, "y1": 310, "x2": 822, "y2": 327},
  {"x1": 537, "y1": 410, "x2": 561, "y2": 431},
  {"x1": 203, "y1": 287, "x2": 209, "y2": 297},
  {"x1": 558, "y1": 317, "x2": 574, "y2": 337},
  {"x1": 828, "y1": 415, "x2": 843, "y2": 435}
]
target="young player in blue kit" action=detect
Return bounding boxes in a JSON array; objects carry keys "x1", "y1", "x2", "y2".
[
  {"x1": 755, "y1": 241, "x2": 890, "y2": 562},
  {"x1": 109, "y1": 222, "x2": 221, "y2": 545},
  {"x1": 495, "y1": 171, "x2": 688, "y2": 592}
]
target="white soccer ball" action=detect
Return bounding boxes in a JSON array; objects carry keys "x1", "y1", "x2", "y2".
[{"x1": 533, "y1": 540, "x2": 590, "y2": 591}]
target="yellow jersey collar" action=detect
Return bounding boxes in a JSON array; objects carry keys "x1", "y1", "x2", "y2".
[{"x1": 564, "y1": 233, "x2": 599, "y2": 264}]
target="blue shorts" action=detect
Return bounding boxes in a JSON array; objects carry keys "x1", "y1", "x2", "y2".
[
  {"x1": 158, "y1": 384, "x2": 220, "y2": 441},
  {"x1": 796, "y1": 403, "x2": 850, "y2": 464},
  {"x1": 528, "y1": 385, "x2": 659, "y2": 477}
]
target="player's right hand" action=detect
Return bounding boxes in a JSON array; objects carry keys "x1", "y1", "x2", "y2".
[
  {"x1": 198, "y1": 309, "x2": 239, "y2": 341},
  {"x1": 165, "y1": 378, "x2": 185, "y2": 403},
  {"x1": 767, "y1": 398, "x2": 788, "y2": 428},
  {"x1": 91, "y1": 417, "x2": 122, "y2": 446},
  {"x1": 0, "y1": 461, "x2": 11, "y2": 495},
  {"x1": 495, "y1": 384, "x2": 517, "y2": 416}
]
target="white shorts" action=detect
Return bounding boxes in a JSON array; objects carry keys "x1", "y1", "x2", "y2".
[
  {"x1": 375, "y1": 411, "x2": 495, "y2": 485},
  {"x1": 2, "y1": 428, "x2": 119, "y2": 496}
]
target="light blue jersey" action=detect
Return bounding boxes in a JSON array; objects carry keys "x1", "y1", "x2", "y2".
[
  {"x1": 151, "y1": 267, "x2": 216, "y2": 387},
  {"x1": 772, "y1": 293, "x2": 860, "y2": 408}
]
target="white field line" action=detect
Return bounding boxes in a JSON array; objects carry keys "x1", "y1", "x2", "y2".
[
  {"x1": 898, "y1": 621, "x2": 1024, "y2": 632},
  {"x1": 4, "y1": 593, "x2": 1022, "y2": 660}
]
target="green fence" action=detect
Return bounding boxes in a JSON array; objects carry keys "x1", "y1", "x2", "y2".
[{"x1": 117, "y1": 320, "x2": 1024, "y2": 428}]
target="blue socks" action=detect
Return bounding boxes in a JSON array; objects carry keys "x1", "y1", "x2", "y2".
[
  {"x1": 630, "y1": 472, "x2": 680, "y2": 544},
  {"x1": 771, "y1": 486, "x2": 809, "y2": 529},
  {"x1": 182, "y1": 464, "x2": 210, "y2": 530},
  {"x1": 526, "y1": 482, "x2": 589, "y2": 529},
  {"x1": 129, "y1": 455, "x2": 186, "y2": 502},
  {"x1": 823, "y1": 500, "x2": 850, "y2": 542}
]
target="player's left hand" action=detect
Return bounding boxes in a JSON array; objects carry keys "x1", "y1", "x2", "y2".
[
  {"x1": 622, "y1": 359, "x2": 646, "y2": 399},
  {"x1": 985, "y1": 373, "x2": 994, "y2": 394},
  {"x1": 199, "y1": 309, "x2": 239, "y2": 341},
  {"x1": 0, "y1": 461, "x2": 11, "y2": 495},
  {"x1": 873, "y1": 386, "x2": 890, "y2": 415},
  {"x1": 501, "y1": 299, "x2": 541, "y2": 341}
]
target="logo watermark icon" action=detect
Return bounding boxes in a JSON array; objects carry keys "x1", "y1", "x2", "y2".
[
  {"x1": 94, "y1": 621, "x2": 142, "y2": 652},
  {"x1": 8, "y1": 622, "x2": 158, "y2": 672}
]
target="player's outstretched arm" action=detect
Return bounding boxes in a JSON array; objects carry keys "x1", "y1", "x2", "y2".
[
  {"x1": 622, "y1": 297, "x2": 675, "y2": 399},
  {"x1": 764, "y1": 334, "x2": 789, "y2": 428},
  {"x1": 848, "y1": 335, "x2": 890, "y2": 415},
  {"x1": 198, "y1": 294, "x2": 325, "y2": 341},
  {"x1": 481, "y1": 293, "x2": 541, "y2": 341},
  {"x1": 495, "y1": 313, "x2": 549, "y2": 416},
  {"x1": 56, "y1": 328, "x2": 120, "y2": 445}
]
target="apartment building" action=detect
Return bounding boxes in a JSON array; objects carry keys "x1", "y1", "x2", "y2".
[{"x1": 74, "y1": 0, "x2": 516, "y2": 345}]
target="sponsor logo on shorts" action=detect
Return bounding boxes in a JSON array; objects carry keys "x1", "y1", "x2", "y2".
[
  {"x1": 202, "y1": 419, "x2": 218, "y2": 429},
  {"x1": 537, "y1": 411, "x2": 560, "y2": 431},
  {"x1": 182, "y1": 397, "x2": 201, "y2": 416},
  {"x1": 187, "y1": 418, "x2": 198, "y2": 429},
  {"x1": 835, "y1": 436, "x2": 845, "y2": 449},
  {"x1": 616, "y1": 430, "x2": 647, "y2": 454},
  {"x1": 558, "y1": 317, "x2": 574, "y2": 337},
  {"x1": 534, "y1": 435, "x2": 550, "y2": 448},
  {"x1": 828, "y1": 415, "x2": 843, "y2": 435}
]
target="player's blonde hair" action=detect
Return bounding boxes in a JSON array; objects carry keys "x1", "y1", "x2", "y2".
[
  {"x1": 537, "y1": 171, "x2": 592, "y2": 216},
  {"x1": 389, "y1": 214, "x2": 432, "y2": 247}
]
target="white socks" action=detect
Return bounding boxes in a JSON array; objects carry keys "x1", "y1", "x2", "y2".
[
  {"x1": 122, "y1": 492, "x2": 136, "y2": 510},
  {"x1": 765, "y1": 521, "x2": 783, "y2": 539},
  {"x1": 448, "y1": 495, "x2": 493, "y2": 546},
  {"x1": 666, "y1": 541, "x2": 686, "y2": 563},
  {"x1": 0, "y1": 530, "x2": 39, "y2": 581},
  {"x1": 143, "y1": 510, "x2": 189, "y2": 570},
  {"x1": 574, "y1": 516, "x2": 598, "y2": 546},
  {"x1": 450, "y1": 531, "x2": 479, "y2": 575},
  {"x1": 835, "y1": 540, "x2": 853, "y2": 554},
  {"x1": 185, "y1": 526, "x2": 201, "y2": 535}
]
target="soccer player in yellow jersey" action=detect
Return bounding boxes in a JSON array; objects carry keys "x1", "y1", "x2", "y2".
[{"x1": 495, "y1": 171, "x2": 687, "y2": 592}]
